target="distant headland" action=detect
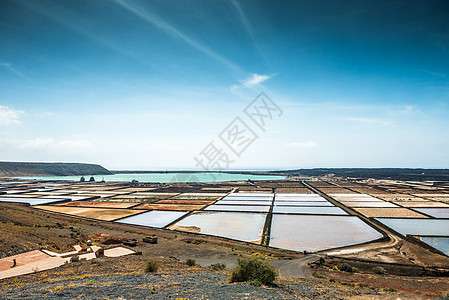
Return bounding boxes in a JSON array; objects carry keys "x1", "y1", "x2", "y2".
[{"x1": 0, "y1": 161, "x2": 112, "y2": 177}]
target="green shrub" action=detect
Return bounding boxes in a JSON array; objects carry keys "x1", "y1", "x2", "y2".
[
  {"x1": 186, "y1": 259, "x2": 196, "y2": 266},
  {"x1": 437, "y1": 292, "x2": 449, "y2": 300},
  {"x1": 337, "y1": 263, "x2": 353, "y2": 272},
  {"x1": 145, "y1": 260, "x2": 159, "y2": 273},
  {"x1": 70, "y1": 256, "x2": 79, "y2": 263},
  {"x1": 229, "y1": 257, "x2": 277, "y2": 286},
  {"x1": 209, "y1": 263, "x2": 226, "y2": 270}
]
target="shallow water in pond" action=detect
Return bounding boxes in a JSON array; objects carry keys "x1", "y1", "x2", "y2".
[
  {"x1": 171, "y1": 211, "x2": 266, "y2": 243},
  {"x1": 0, "y1": 197, "x2": 66, "y2": 206},
  {"x1": 274, "y1": 201, "x2": 333, "y2": 206},
  {"x1": 420, "y1": 237, "x2": 449, "y2": 255},
  {"x1": 376, "y1": 218, "x2": 449, "y2": 236},
  {"x1": 117, "y1": 210, "x2": 188, "y2": 228},
  {"x1": 270, "y1": 215, "x2": 383, "y2": 252},
  {"x1": 413, "y1": 208, "x2": 449, "y2": 218},
  {"x1": 272, "y1": 206, "x2": 347, "y2": 215},
  {"x1": 215, "y1": 200, "x2": 271, "y2": 206},
  {"x1": 205, "y1": 204, "x2": 270, "y2": 212}
]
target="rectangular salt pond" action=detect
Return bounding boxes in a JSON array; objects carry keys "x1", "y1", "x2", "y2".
[
  {"x1": 169, "y1": 211, "x2": 266, "y2": 243},
  {"x1": 413, "y1": 208, "x2": 449, "y2": 219},
  {"x1": 275, "y1": 197, "x2": 327, "y2": 202},
  {"x1": 38, "y1": 195, "x2": 98, "y2": 201},
  {"x1": 394, "y1": 201, "x2": 449, "y2": 208},
  {"x1": 2, "y1": 189, "x2": 37, "y2": 194},
  {"x1": 376, "y1": 218, "x2": 449, "y2": 236},
  {"x1": 275, "y1": 193, "x2": 319, "y2": 197},
  {"x1": 420, "y1": 237, "x2": 449, "y2": 256},
  {"x1": 215, "y1": 200, "x2": 272, "y2": 206},
  {"x1": 272, "y1": 206, "x2": 348, "y2": 215},
  {"x1": 229, "y1": 193, "x2": 273, "y2": 197},
  {"x1": 274, "y1": 201, "x2": 334, "y2": 207},
  {"x1": 340, "y1": 201, "x2": 398, "y2": 208},
  {"x1": 329, "y1": 194, "x2": 374, "y2": 198},
  {"x1": 332, "y1": 197, "x2": 384, "y2": 202},
  {"x1": 223, "y1": 196, "x2": 273, "y2": 201},
  {"x1": 205, "y1": 204, "x2": 270, "y2": 213},
  {"x1": 0, "y1": 197, "x2": 68, "y2": 206},
  {"x1": 117, "y1": 210, "x2": 188, "y2": 228},
  {"x1": 36, "y1": 206, "x2": 145, "y2": 221},
  {"x1": 270, "y1": 215, "x2": 383, "y2": 252}
]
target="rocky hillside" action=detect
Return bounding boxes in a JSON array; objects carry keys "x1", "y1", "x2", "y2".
[{"x1": 0, "y1": 161, "x2": 112, "y2": 177}]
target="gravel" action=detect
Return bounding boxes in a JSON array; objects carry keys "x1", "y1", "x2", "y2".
[{"x1": 1, "y1": 271, "x2": 358, "y2": 299}]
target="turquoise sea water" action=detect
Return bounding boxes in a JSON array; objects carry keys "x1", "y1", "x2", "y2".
[{"x1": 20, "y1": 172, "x2": 285, "y2": 183}]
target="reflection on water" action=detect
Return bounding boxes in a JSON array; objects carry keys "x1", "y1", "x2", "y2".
[
  {"x1": 270, "y1": 215, "x2": 382, "y2": 252},
  {"x1": 376, "y1": 218, "x2": 449, "y2": 236},
  {"x1": 421, "y1": 237, "x2": 449, "y2": 255},
  {"x1": 117, "y1": 210, "x2": 188, "y2": 228},
  {"x1": 171, "y1": 211, "x2": 266, "y2": 243}
]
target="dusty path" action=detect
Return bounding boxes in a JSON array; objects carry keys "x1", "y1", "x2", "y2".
[{"x1": 272, "y1": 254, "x2": 322, "y2": 278}]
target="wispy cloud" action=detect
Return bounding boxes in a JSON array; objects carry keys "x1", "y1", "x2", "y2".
[
  {"x1": 230, "y1": 0, "x2": 265, "y2": 60},
  {"x1": 1, "y1": 137, "x2": 91, "y2": 150},
  {"x1": 242, "y1": 73, "x2": 271, "y2": 86},
  {"x1": 0, "y1": 105, "x2": 24, "y2": 126},
  {"x1": 113, "y1": 0, "x2": 241, "y2": 73},
  {"x1": 399, "y1": 105, "x2": 422, "y2": 114},
  {"x1": 0, "y1": 62, "x2": 33, "y2": 82}
]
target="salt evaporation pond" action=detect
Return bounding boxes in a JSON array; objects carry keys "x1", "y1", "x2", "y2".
[
  {"x1": 413, "y1": 208, "x2": 449, "y2": 218},
  {"x1": 215, "y1": 200, "x2": 272, "y2": 206},
  {"x1": 341, "y1": 201, "x2": 398, "y2": 208},
  {"x1": 0, "y1": 197, "x2": 67, "y2": 206},
  {"x1": 275, "y1": 197, "x2": 327, "y2": 202},
  {"x1": 205, "y1": 204, "x2": 270, "y2": 213},
  {"x1": 170, "y1": 211, "x2": 266, "y2": 243},
  {"x1": 20, "y1": 173, "x2": 285, "y2": 183},
  {"x1": 376, "y1": 218, "x2": 449, "y2": 236},
  {"x1": 117, "y1": 210, "x2": 188, "y2": 228},
  {"x1": 272, "y1": 206, "x2": 348, "y2": 215},
  {"x1": 274, "y1": 201, "x2": 334, "y2": 207},
  {"x1": 220, "y1": 197, "x2": 272, "y2": 202},
  {"x1": 420, "y1": 237, "x2": 449, "y2": 256},
  {"x1": 270, "y1": 215, "x2": 383, "y2": 252},
  {"x1": 228, "y1": 193, "x2": 274, "y2": 197}
]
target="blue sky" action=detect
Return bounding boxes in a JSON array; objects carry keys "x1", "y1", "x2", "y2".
[{"x1": 0, "y1": 0, "x2": 448, "y2": 170}]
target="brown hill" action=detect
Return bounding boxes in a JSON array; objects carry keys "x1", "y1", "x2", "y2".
[{"x1": 0, "y1": 161, "x2": 111, "y2": 177}]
